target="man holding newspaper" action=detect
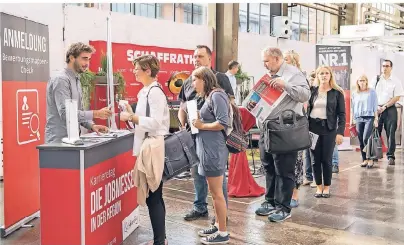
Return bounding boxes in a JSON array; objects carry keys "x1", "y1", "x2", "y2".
[{"x1": 249, "y1": 47, "x2": 310, "y2": 223}]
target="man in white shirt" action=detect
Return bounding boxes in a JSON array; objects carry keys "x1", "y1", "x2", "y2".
[
  {"x1": 371, "y1": 59, "x2": 404, "y2": 165},
  {"x1": 225, "y1": 60, "x2": 239, "y2": 104}
]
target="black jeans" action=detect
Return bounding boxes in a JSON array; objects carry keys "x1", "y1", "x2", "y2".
[
  {"x1": 146, "y1": 182, "x2": 166, "y2": 245},
  {"x1": 312, "y1": 130, "x2": 336, "y2": 186},
  {"x1": 356, "y1": 116, "x2": 374, "y2": 161},
  {"x1": 378, "y1": 106, "x2": 397, "y2": 160},
  {"x1": 259, "y1": 133, "x2": 297, "y2": 214}
]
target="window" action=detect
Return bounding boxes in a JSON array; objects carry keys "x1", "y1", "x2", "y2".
[
  {"x1": 260, "y1": 4, "x2": 271, "y2": 35},
  {"x1": 324, "y1": 13, "x2": 331, "y2": 36},
  {"x1": 157, "y1": 4, "x2": 174, "y2": 20},
  {"x1": 288, "y1": 5, "x2": 300, "y2": 41},
  {"x1": 248, "y1": 3, "x2": 260, "y2": 33},
  {"x1": 111, "y1": 3, "x2": 132, "y2": 14},
  {"x1": 316, "y1": 10, "x2": 325, "y2": 43},
  {"x1": 308, "y1": 7, "x2": 316, "y2": 43},
  {"x1": 288, "y1": 4, "x2": 336, "y2": 43},
  {"x1": 174, "y1": 3, "x2": 207, "y2": 25},
  {"x1": 135, "y1": 3, "x2": 156, "y2": 18},
  {"x1": 239, "y1": 3, "x2": 272, "y2": 35},
  {"x1": 239, "y1": 3, "x2": 248, "y2": 32},
  {"x1": 300, "y1": 6, "x2": 308, "y2": 42},
  {"x1": 182, "y1": 3, "x2": 192, "y2": 24},
  {"x1": 192, "y1": 4, "x2": 206, "y2": 25}
]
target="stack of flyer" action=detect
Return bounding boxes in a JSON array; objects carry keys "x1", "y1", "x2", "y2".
[{"x1": 242, "y1": 74, "x2": 286, "y2": 124}]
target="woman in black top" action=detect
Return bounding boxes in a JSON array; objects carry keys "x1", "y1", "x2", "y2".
[{"x1": 307, "y1": 66, "x2": 346, "y2": 198}]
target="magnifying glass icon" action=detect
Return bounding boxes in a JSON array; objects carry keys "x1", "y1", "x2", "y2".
[{"x1": 30, "y1": 113, "x2": 40, "y2": 140}]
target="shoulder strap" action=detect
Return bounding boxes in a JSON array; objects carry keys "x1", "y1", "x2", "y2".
[
  {"x1": 144, "y1": 84, "x2": 182, "y2": 138},
  {"x1": 375, "y1": 75, "x2": 380, "y2": 89},
  {"x1": 207, "y1": 88, "x2": 224, "y2": 112},
  {"x1": 207, "y1": 88, "x2": 229, "y2": 139}
]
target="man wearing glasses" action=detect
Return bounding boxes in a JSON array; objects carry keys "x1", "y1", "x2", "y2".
[{"x1": 371, "y1": 60, "x2": 404, "y2": 165}]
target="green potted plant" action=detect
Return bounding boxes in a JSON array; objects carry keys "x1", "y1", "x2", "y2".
[
  {"x1": 80, "y1": 70, "x2": 96, "y2": 109},
  {"x1": 235, "y1": 64, "x2": 250, "y2": 85},
  {"x1": 235, "y1": 64, "x2": 251, "y2": 102},
  {"x1": 79, "y1": 53, "x2": 126, "y2": 109}
]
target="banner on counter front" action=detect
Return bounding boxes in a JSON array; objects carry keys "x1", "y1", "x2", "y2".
[
  {"x1": 0, "y1": 12, "x2": 49, "y2": 236},
  {"x1": 316, "y1": 45, "x2": 352, "y2": 150},
  {"x1": 84, "y1": 151, "x2": 138, "y2": 245}
]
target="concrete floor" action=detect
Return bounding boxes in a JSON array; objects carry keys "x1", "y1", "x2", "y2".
[{"x1": 1, "y1": 149, "x2": 404, "y2": 245}]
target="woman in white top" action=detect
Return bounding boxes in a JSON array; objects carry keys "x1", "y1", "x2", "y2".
[
  {"x1": 120, "y1": 55, "x2": 169, "y2": 245},
  {"x1": 307, "y1": 66, "x2": 345, "y2": 199}
]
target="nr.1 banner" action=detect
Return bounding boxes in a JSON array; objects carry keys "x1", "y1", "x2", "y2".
[
  {"x1": 0, "y1": 12, "x2": 49, "y2": 237},
  {"x1": 316, "y1": 45, "x2": 352, "y2": 150}
]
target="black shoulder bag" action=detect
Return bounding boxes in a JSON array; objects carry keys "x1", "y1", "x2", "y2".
[
  {"x1": 262, "y1": 108, "x2": 311, "y2": 154},
  {"x1": 144, "y1": 85, "x2": 199, "y2": 182}
]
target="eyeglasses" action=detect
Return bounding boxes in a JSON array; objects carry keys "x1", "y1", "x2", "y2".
[{"x1": 382, "y1": 65, "x2": 391, "y2": 68}]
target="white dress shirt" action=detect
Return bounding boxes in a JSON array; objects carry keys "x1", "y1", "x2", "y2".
[
  {"x1": 133, "y1": 81, "x2": 170, "y2": 156},
  {"x1": 226, "y1": 71, "x2": 238, "y2": 103},
  {"x1": 371, "y1": 74, "x2": 404, "y2": 105}
]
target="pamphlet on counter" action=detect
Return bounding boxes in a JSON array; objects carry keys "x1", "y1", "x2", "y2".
[{"x1": 242, "y1": 73, "x2": 286, "y2": 123}]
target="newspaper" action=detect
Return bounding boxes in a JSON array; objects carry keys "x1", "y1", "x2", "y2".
[{"x1": 242, "y1": 74, "x2": 287, "y2": 124}]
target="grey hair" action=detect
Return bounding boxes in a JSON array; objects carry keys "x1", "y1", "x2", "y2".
[{"x1": 261, "y1": 47, "x2": 283, "y2": 58}]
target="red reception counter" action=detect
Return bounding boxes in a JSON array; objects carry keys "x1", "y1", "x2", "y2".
[{"x1": 37, "y1": 131, "x2": 139, "y2": 245}]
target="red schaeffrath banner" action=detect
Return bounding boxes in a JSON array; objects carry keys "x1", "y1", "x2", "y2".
[{"x1": 89, "y1": 40, "x2": 201, "y2": 105}]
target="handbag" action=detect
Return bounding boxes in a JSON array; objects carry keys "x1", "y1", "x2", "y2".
[
  {"x1": 145, "y1": 85, "x2": 199, "y2": 182},
  {"x1": 263, "y1": 109, "x2": 311, "y2": 154},
  {"x1": 365, "y1": 128, "x2": 383, "y2": 160},
  {"x1": 349, "y1": 124, "x2": 358, "y2": 138}
]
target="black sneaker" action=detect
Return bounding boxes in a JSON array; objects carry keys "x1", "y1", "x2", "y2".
[
  {"x1": 332, "y1": 165, "x2": 339, "y2": 173},
  {"x1": 388, "y1": 158, "x2": 395, "y2": 165},
  {"x1": 198, "y1": 225, "x2": 218, "y2": 237},
  {"x1": 183, "y1": 210, "x2": 208, "y2": 221},
  {"x1": 255, "y1": 201, "x2": 276, "y2": 216},
  {"x1": 200, "y1": 233, "x2": 229, "y2": 244}
]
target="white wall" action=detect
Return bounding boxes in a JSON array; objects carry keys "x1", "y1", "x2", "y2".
[{"x1": 238, "y1": 32, "x2": 316, "y2": 85}]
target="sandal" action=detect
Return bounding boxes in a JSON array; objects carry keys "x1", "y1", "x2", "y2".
[
  {"x1": 360, "y1": 161, "x2": 368, "y2": 168},
  {"x1": 367, "y1": 160, "x2": 375, "y2": 169}
]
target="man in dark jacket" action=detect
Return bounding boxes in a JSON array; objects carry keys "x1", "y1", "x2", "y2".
[{"x1": 178, "y1": 45, "x2": 234, "y2": 224}]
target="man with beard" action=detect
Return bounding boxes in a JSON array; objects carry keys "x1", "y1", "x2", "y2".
[
  {"x1": 45, "y1": 42, "x2": 111, "y2": 143},
  {"x1": 178, "y1": 45, "x2": 234, "y2": 226}
]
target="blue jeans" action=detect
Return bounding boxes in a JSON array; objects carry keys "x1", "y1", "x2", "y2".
[
  {"x1": 191, "y1": 165, "x2": 228, "y2": 213},
  {"x1": 332, "y1": 145, "x2": 339, "y2": 166},
  {"x1": 304, "y1": 149, "x2": 313, "y2": 181}
]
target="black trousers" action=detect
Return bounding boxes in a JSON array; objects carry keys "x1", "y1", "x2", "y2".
[
  {"x1": 311, "y1": 130, "x2": 336, "y2": 186},
  {"x1": 378, "y1": 106, "x2": 398, "y2": 160},
  {"x1": 259, "y1": 132, "x2": 297, "y2": 214},
  {"x1": 146, "y1": 182, "x2": 166, "y2": 245}
]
